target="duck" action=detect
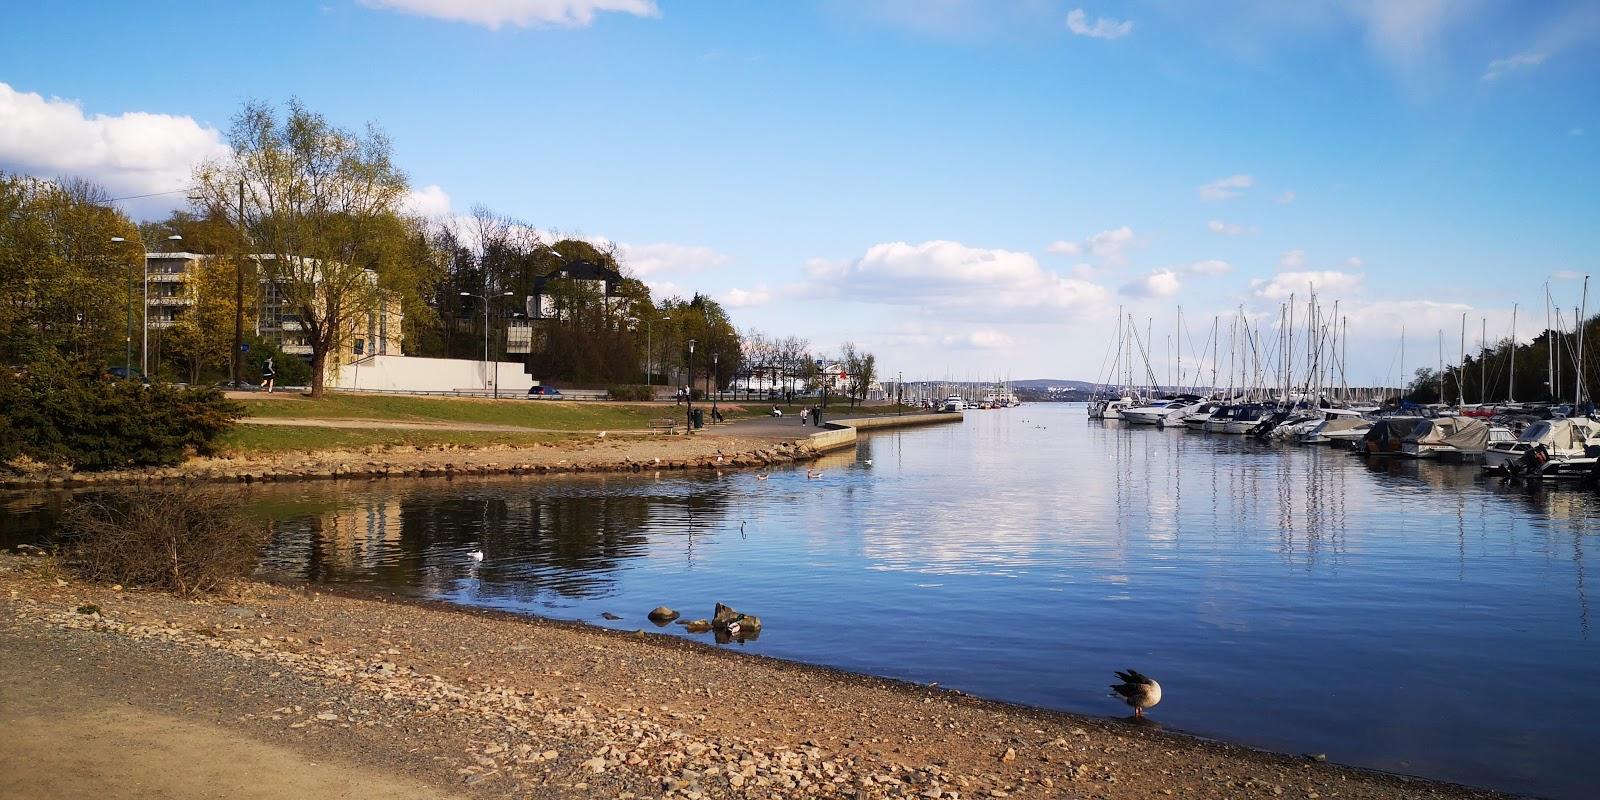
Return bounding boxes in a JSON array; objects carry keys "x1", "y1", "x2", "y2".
[
  {"x1": 755, "y1": 472, "x2": 769, "y2": 481},
  {"x1": 1109, "y1": 669, "x2": 1161, "y2": 717},
  {"x1": 806, "y1": 469, "x2": 823, "y2": 479},
  {"x1": 863, "y1": 459, "x2": 873, "y2": 466},
  {"x1": 468, "y1": 550, "x2": 485, "y2": 562}
]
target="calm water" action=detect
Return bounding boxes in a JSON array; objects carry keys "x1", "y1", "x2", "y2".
[{"x1": 5, "y1": 402, "x2": 1598, "y2": 798}]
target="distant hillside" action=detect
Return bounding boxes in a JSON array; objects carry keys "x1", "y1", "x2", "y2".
[{"x1": 1011, "y1": 379, "x2": 1097, "y2": 391}]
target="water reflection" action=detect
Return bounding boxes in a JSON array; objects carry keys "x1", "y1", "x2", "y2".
[{"x1": 4, "y1": 404, "x2": 1600, "y2": 799}]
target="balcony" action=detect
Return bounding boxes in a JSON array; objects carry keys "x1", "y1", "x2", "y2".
[{"x1": 144, "y1": 273, "x2": 188, "y2": 283}]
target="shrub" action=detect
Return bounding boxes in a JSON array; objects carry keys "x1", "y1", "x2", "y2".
[
  {"x1": 0, "y1": 354, "x2": 244, "y2": 470},
  {"x1": 245, "y1": 337, "x2": 311, "y2": 387},
  {"x1": 607, "y1": 384, "x2": 654, "y2": 401},
  {"x1": 60, "y1": 486, "x2": 268, "y2": 596}
]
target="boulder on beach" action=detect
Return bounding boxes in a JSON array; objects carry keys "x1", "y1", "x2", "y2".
[{"x1": 647, "y1": 606, "x2": 679, "y2": 623}]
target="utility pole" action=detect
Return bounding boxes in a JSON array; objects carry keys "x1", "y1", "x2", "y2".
[{"x1": 232, "y1": 178, "x2": 246, "y2": 386}]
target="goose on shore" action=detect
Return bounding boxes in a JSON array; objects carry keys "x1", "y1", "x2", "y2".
[{"x1": 1110, "y1": 669, "x2": 1161, "y2": 717}]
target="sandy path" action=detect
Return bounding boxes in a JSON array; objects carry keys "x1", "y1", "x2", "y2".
[{"x1": 238, "y1": 416, "x2": 574, "y2": 433}]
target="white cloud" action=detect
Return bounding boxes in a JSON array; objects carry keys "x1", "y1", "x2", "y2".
[
  {"x1": 942, "y1": 330, "x2": 1014, "y2": 349},
  {"x1": 1206, "y1": 219, "x2": 1252, "y2": 236},
  {"x1": 1084, "y1": 226, "x2": 1135, "y2": 262},
  {"x1": 1066, "y1": 8, "x2": 1133, "y2": 40},
  {"x1": 1344, "y1": 256, "x2": 1365, "y2": 269},
  {"x1": 403, "y1": 184, "x2": 453, "y2": 218},
  {"x1": 805, "y1": 239, "x2": 1110, "y2": 319},
  {"x1": 1199, "y1": 174, "x2": 1253, "y2": 201},
  {"x1": 1275, "y1": 189, "x2": 1296, "y2": 204},
  {"x1": 722, "y1": 285, "x2": 773, "y2": 308},
  {"x1": 1121, "y1": 269, "x2": 1182, "y2": 298},
  {"x1": 1573, "y1": 127, "x2": 1586, "y2": 137},
  {"x1": 1482, "y1": 51, "x2": 1547, "y2": 81},
  {"x1": 1279, "y1": 249, "x2": 1306, "y2": 270},
  {"x1": 615, "y1": 242, "x2": 729, "y2": 277},
  {"x1": 1250, "y1": 270, "x2": 1365, "y2": 301},
  {"x1": 0, "y1": 82, "x2": 228, "y2": 218},
  {"x1": 360, "y1": 0, "x2": 658, "y2": 29},
  {"x1": 1551, "y1": 270, "x2": 1585, "y2": 280},
  {"x1": 1188, "y1": 259, "x2": 1232, "y2": 276},
  {"x1": 1046, "y1": 227, "x2": 1136, "y2": 264}
]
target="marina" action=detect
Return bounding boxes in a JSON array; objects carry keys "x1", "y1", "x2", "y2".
[{"x1": 6, "y1": 403, "x2": 1598, "y2": 798}]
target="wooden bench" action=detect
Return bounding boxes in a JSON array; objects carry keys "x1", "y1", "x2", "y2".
[{"x1": 649, "y1": 418, "x2": 679, "y2": 434}]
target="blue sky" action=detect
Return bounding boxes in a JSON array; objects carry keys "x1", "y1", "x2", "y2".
[{"x1": 3, "y1": 1, "x2": 1597, "y2": 383}]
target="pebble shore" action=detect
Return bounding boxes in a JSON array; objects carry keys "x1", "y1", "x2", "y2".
[{"x1": 1, "y1": 554, "x2": 1522, "y2": 800}]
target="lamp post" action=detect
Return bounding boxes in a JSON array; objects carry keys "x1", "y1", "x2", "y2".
[
  {"x1": 461, "y1": 290, "x2": 515, "y2": 398},
  {"x1": 711, "y1": 353, "x2": 719, "y2": 416},
  {"x1": 686, "y1": 338, "x2": 696, "y2": 432},
  {"x1": 111, "y1": 236, "x2": 133, "y2": 375},
  {"x1": 898, "y1": 370, "x2": 903, "y2": 416},
  {"x1": 140, "y1": 234, "x2": 182, "y2": 376}
]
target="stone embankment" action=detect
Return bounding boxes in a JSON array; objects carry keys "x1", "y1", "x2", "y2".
[{"x1": 0, "y1": 438, "x2": 822, "y2": 490}]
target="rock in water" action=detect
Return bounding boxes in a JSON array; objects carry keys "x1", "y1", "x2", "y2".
[
  {"x1": 682, "y1": 619, "x2": 713, "y2": 633},
  {"x1": 647, "y1": 606, "x2": 679, "y2": 623},
  {"x1": 600, "y1": 612, "x2": 622, "y2": 620},
  {"x1": 712, "y1": 602, "x2": 762, "y2": 636}
]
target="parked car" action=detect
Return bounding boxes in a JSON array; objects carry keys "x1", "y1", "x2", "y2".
[
  {"x1": 527, "y1": 385, "x2": 563, "y2": 398},
  {"x1": 106, "y1": 366, "x2": 149, "y2": 383}
]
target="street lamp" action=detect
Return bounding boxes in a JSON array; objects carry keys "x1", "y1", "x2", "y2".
[
  {"x1": 686, "y1": 338, "x2": 696, "y2": 432},
  {"x1": 138, "y1": 234, "x2": 181, "y2": 376},
  {"x1": 111, "y1": 236, "x2": 134, "y2": 375},
  {"x1": 461, "y1": 290, "x2": 516, "y2": 398},
  {"x1": 711, "y1": 352, "x2": 719, "y2": 415},
  {"x1": 645, "y1": 314, "x2": 670, "y2": 390}
]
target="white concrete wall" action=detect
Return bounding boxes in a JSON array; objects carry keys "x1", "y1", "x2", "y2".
[{"x1": 331, "y1": 355, "x2": 536, "y2": 394}]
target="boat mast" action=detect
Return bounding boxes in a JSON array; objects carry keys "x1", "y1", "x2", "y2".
[
  {"x1": 1479, "y1": 316, "x2": 1487, "y2": 405},
  {"x1": 1437, "y1": 329, "x2": 1444, "y2": 405},
  {"x1": 1509, "y1": 304, "x2": 1517, "y2": 404},
  {"x1": 1176, "y1": 305, "x2": 1183, "y2": 393},
  {"x1": 1459, "y1": 312, "x2": 1467, "y2": 406},
  {"x1": 1400, "y1": 324, "x2": 1406, "y2": 403},
  {"x1": 1577, "y1": 276, "x2": 1588, "y2": 409}
]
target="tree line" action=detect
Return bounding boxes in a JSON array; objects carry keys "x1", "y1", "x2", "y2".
[{"x1": 2, "y1": 97, "x2": 879, "y2": 404}]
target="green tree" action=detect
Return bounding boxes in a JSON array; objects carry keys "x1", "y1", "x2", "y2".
[{"x1": 193, "y1": 99, "x2": 414, "y2": 398}]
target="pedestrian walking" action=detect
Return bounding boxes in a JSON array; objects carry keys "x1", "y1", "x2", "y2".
[{"x1": 260, "y1": 356, "x2": 276, "y2": 394}]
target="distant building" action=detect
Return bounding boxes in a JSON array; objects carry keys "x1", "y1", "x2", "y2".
[{"x1": 141, "y1": 251, "x2": 403, "y2": 368}]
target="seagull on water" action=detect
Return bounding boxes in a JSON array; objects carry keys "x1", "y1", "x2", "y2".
[
  {"x1": 755, "y1": 472, "x2": 769, "y2": 481},
  {"x1": 468, "y1": 550, "x2": 485, "y2": 562},
  {"x1": 1109, "y1": 669, "x2": 1161, "y2": 718},
  {"x1": 806, "y1": 468, "x2": 823, "y2": 480}
]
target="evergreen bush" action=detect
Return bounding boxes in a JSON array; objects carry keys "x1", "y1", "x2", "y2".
[{"x1": 0, "y1": 355, "x2": 243, "y2": 470}]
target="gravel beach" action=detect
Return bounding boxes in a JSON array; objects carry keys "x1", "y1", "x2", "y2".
[{"x1": 0, "y1": 553, "x2": 1521, "y2": 800}]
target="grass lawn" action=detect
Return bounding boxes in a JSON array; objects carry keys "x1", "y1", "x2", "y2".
[
  {"x1": 219, "y1": 424, "x2": 576, "y2": 455},
  {"x1": 238, "y1": 392, "x2": 750, "y2": 431}
]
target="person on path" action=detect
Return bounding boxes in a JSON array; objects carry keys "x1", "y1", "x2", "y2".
[{"x1": 260, "y1": 356, "x2": 276, "y2": 394}]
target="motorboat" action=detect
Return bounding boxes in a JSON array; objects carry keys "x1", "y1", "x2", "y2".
[
  {"x1": 940, "y1": 395, "x2": 963, "y2": 413},
  {"x1": 1088, "y1": 397, "x2": 1137, "y2": 420},
  {"x1": 1484, "y1": 417, "x2": 1600, "y2": 478},
  {"x1": 1310, "y1": 415, "x2": 1372, "y2": 446},
  {"x1": 1400, "y1": 416, "x2": 1490, "y2": 459},
  {"x1": 1120, "y1": 399, "x2": 1200, "y2": 426},
  {"x1": 1223, "y1": 404, "x2": 1268, "y2": 434},
  {"x1": 1202, "y1": 404, "x2": 1239, "y2": 433},
  {"x1": 1179, "y1": 402, "x2": 1223, "y2": 430}
]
